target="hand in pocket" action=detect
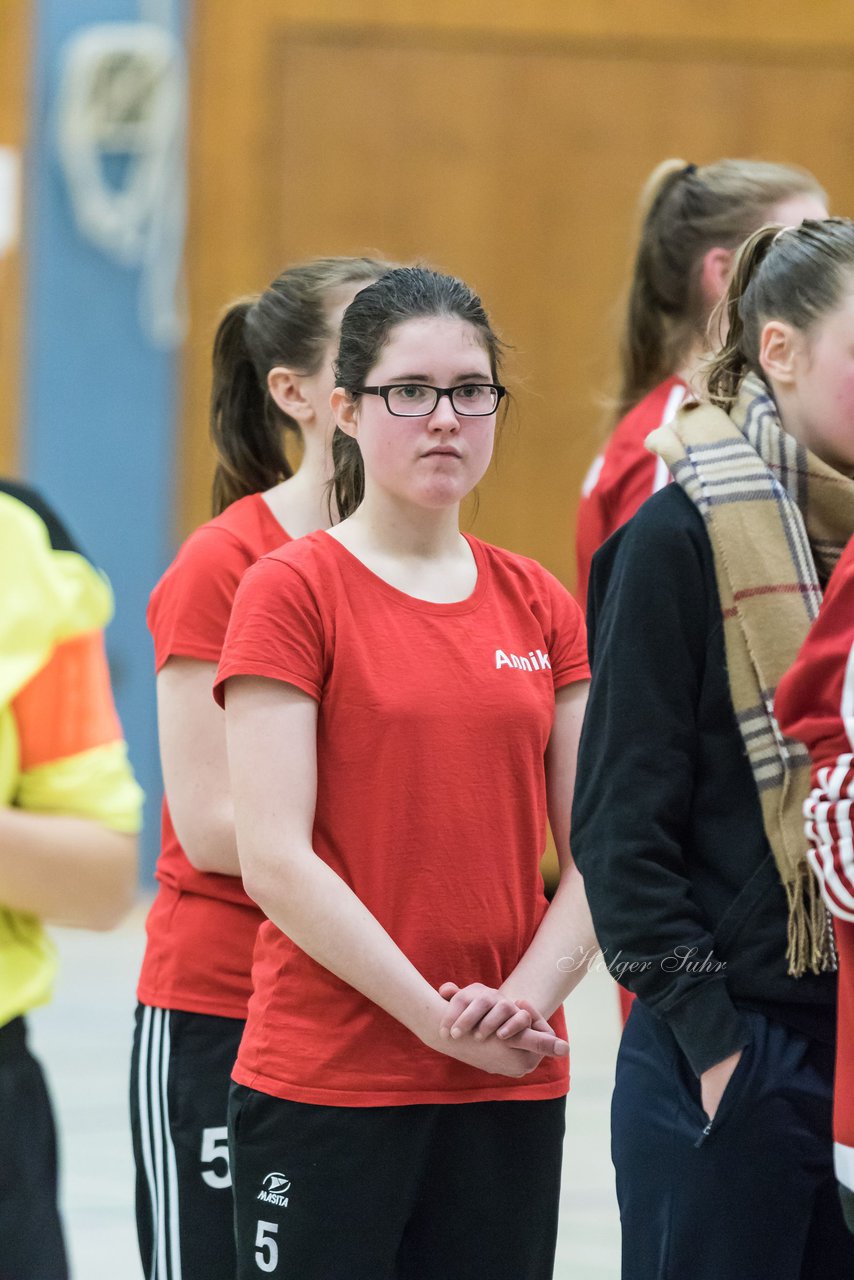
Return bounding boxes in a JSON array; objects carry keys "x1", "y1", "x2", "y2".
[{"x1": 700, "y1": 1049, "x2": 743, "y2": 1122}]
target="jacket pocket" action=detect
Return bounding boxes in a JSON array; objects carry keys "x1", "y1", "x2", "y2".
[
  {"x1": 672, "y1": 1030, "x2": 754, "y2": 1147},
  {"x1": 695, "y1": 1036, "x2": 754, "y2": 1146}
]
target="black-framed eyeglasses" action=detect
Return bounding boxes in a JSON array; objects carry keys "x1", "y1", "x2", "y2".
[{"x1": 355, "y1": 383, "x2": 506, "y2": 417}]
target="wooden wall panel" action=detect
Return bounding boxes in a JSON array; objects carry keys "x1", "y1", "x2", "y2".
[
  {"x1": 0, "y1": 0, "x2": 31, "y2": 475},
  {"x1": 183, "y1": 7, "x2": 854, "y2": 586},
  {"x1": 194, "y1": 1, "x2": 854, "y2": 55},
  {"x1": 255, "y1": 39, "x2": 854, "y2": 586}
]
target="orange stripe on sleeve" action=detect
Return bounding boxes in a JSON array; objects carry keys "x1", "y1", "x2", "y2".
[{"x1": 11, "y1": 629, "x2": 124, "y2": 770}]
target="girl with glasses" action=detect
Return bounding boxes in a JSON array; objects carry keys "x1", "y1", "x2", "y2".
[
  {"x1": 130, "y1": 257, "x2": 390, "y2": 1280},
  {"x1": 215, "y1": 266, "x2": 595, "y2": 1279},
  {"x1": 571, "y1": 219, "x2": 854, "y2": 1279}
]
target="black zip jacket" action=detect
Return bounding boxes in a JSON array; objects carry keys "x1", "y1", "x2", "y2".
[{"x1": 571, "y1": 483, "x2": 836, "y2": 1076}]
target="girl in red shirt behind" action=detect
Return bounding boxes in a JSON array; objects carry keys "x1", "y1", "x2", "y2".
[
  {"x1": 130, "y1": 257, "x2": 389, "y2": 1280},
  {"x1": 216, "y1": 267, "x2": 596, "y2": 1279}
]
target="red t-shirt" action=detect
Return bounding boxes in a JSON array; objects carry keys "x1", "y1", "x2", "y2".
[
  {"x1": 138, "y1": 493, "x2": 291, "y2": 1018},
  {"x1": 775, "y1": 537, "x2": 854, "y2": 1179},
  {"x1": 214, "y1": 530, "x2": 590, "y2": 1106},
  {"x1": 575, "y1": 376, "x2": 689, "y2": 610}
]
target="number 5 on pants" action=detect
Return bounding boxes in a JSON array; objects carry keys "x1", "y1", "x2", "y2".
[
  {"x1": 201, "y1": 1126, "x2": 232, "y2": 1189},
  {"x1": 256, "y1": 1220, "x2": 279, "y2": 1272}
]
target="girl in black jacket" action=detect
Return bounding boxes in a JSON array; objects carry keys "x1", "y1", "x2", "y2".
[{"x1": 571, "y1": 218, "x2": 854, "y2": 1279}]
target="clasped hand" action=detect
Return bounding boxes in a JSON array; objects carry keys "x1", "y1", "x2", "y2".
[{"x1": 433, "y1": 981, "x2": 569, "y2": 1079}]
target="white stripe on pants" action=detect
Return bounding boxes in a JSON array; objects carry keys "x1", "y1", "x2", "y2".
[{"x1": 138, "y1": 1006, "x2": 183, "y2": 1279}]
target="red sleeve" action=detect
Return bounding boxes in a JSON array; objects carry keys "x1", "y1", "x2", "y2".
[
  {"x1": 214, "y1": 555, "x2": 326, "y2": 706},
  {"x1": 575, "y1": 464, "x2": 610, "y2": 613},
  {"x1": 542, "y1": 570, "x2": 590, "y2": 690},
  {"x1": 575, "y1": 439, "x2": 664, "y2": 612},
  {"x1": 607, "y1": 446, "x2": 665, "y2": 532},
  {"x1": 776, "y1": 538, "x2": 854, "y2": 920},
  {"x1": 147, "y1": 527, "x2": 256, "y2": 672}
]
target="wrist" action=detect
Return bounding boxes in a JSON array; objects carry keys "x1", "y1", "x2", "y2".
[
  {"x1": 701, "y1": 1047, "x2": 743, "y2": 1078},
  {"x1": 408, "y1": 992, "x2": 449, "y2": 1050},
  {"x1": 498, "y1": 979, "x2": 559, "y2": 1024}
]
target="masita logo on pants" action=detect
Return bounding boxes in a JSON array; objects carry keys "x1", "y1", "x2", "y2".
[{"x1": 257, "y1": 1172, "x2": 291, "y2": 1207}]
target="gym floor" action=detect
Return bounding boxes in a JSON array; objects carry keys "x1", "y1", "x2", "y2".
[{"x1": 30, "y1": 901, "x2": 622, "y2": 1279}]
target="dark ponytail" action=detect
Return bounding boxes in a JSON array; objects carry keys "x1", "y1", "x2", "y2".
[
  {"x1": 209, "y1": 256, "x2": 391, "y2": 516},
  {"x1": 330, "y1": 427, "x2": 365, "y2": 523},
  {"x1": 705, "y1": 217, "x2": 854, "y2": 412},
  {"x1": 615, "y1": 157, "x2": 826, "y2": 422},
  {"x1": 331, "y1": 267, "x2": 506, "y2": 521},
  {"x1": 210, "y1": 299, "x2": 291, "y2": 515},
  {"x1": 618, "y1": 160, "x2": 695, "y2": 423}
]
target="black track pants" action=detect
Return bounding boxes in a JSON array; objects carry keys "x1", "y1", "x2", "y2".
[
  {"x1": 613, "y1": 1002, "x2": 854, "y2": 1280},
  {"x1": 229, "y1": 1084, "x2": 566, "y2": 1280},
  {"x1": 130, "y1": 1004, "x2": 245, "y2": 1280}
]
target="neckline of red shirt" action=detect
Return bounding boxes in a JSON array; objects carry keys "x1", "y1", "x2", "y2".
[{"x1": 316, "y1": 528, "x2": 492, "y2": 616}]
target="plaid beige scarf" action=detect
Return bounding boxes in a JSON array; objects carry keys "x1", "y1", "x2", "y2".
[{"x1": 647, "y1": 371, "x2": 854, "y2": 976}]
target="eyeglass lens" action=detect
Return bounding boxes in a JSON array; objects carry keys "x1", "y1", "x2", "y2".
[{"x1": 387, "y1": 384, "x2": 499, "y2": 416}]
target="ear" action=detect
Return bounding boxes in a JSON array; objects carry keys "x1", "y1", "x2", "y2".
[
  {"x1": 267, "y1": 367, "x2": 314, "y2": 425},
  {"x1": 758, "y1": 320, "x2": 799, "y2": 388},
  {"x1": 699, "y1": 246, "x2": 735, "y2": 309},
  {"x1": 330, "y1": 387, "x2": 358, "y2": 439}
]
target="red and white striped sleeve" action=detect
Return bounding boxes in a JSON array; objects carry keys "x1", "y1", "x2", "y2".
[{"x1": 776, "y1": 537, "x2": 854, "y2": 921}]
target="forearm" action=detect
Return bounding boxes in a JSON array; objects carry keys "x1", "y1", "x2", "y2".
[
  {"x1": 0, "y1": 807, "x2": 137, "y2": 929},
  {"x1": 228, "y1": 677, "x2": 552, "y2": 1078},
  {"x1": 500, "y1": 865, "x2": 597, "y2": 1016},
  {"x1": 244, "y1": 845, "x2": 446, "y2": 1044}
]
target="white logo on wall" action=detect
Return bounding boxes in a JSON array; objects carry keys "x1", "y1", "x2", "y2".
[
  {"x1": 55, "y1": 19, "x2": 188, "y2": 347},
  {"x1": 258, "y1": 1172, "x2": 291, "y2": 1207}
]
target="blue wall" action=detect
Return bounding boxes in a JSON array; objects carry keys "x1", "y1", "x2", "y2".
[{"x1": 24, "y1": 0, "x2": 188, "y2": 879}]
